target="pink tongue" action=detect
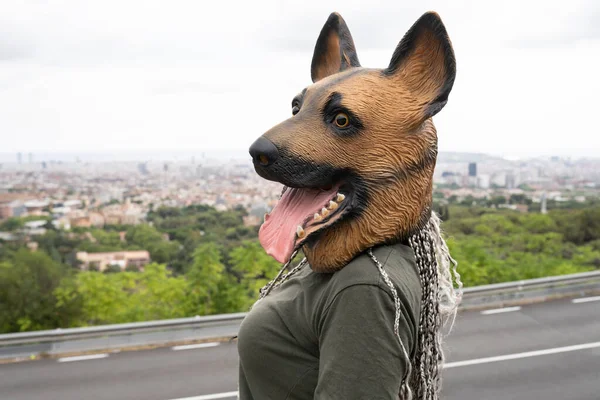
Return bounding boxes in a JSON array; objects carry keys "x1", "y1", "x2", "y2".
[{"x1": 259, "y1": 187, "x2": 337, "y2": 263}]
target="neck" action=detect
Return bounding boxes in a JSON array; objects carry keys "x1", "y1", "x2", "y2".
[{"x1": 303, "y1": 183, "x2": 433, "y2": 272}]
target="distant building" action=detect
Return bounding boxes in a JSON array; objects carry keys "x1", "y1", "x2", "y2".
[
  {"x1": 440, "y1": 171, "x2": 461, "y2": 186},
  {"x1": 138, "y1": 162, "x2": 149, "y2": 175},
  {"x1": 477, "y1": 174, "x2": 490, "y2": 189},
  {"x1": 66, "y1": 209, "x2": 104, "y2": 229},
  {"x1": 23, "y1": 220, "x2": 47, "y2": 236},
  {"x1": 76, "y1": 250, "x2": 151, "y2": 272},
  {"x1": 506, "y1": 173, "x2": 516, "y2": 189},
  {"x1": 17, "y1": 152, "x2": 22, "y2": 164},
  {"x1": 63, "y1": 199, "x2": 83, "y2": 209},
  {"x1": 24, "y1": 200, "x2": 50, "y2": 215},
  {"x1": 491, "y1": 172, "x2": 507, "y2": 187},
  {"x1": 24, "y1": 220, "x2": 47, "y2": 230},
  {"x1": 70, "y1": 216, "x2": 92, "y2": 228},
  {"x1": 541, "y1": 192, "x2": 547, "y2": 214},
  {"x1": 101, "y1": 200, "x2": 144, "y2": 225},
  {"x1": 498, "y1": 204, "x2": 528, "y2": 213},
  {"x1": 53, "y1": 217, "x2": 71, "y2": 230},
  {"x1": 0, "y1": 200, "x2": 26, "y2": 219},
  {"x1": 89, "y1": 212, "x2": 106, "y2": 227},
  {"x1": 0, "y1": 232, "x2": 17, "y2": 242},
  {"x1": 468, "y1": 162, "x2": 477, "y2": 177},
  {"x1": 243, "y1": 215, "x2": 261, "y2": 227}
]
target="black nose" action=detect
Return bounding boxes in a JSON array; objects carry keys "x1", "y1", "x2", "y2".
[{"x1": 249, "y1": 137, "x2": 279, "y2": 167}]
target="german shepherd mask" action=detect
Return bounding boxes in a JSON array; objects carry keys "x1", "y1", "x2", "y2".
[{"x1": 250, "y1": 12, "x2": 456, "y2": 273}]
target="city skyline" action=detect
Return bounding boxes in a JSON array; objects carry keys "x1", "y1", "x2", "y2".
[
  {"x1": 1, "y1": 1, "x2": 599, "y2": 157},
  {"x1": 0, "y1": 148, "x2": 599, "y2": 165}
]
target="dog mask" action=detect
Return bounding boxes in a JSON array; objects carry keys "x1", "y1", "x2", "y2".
[{"x1": 250, "y1": 12, "x2": 456, "y2": 272}]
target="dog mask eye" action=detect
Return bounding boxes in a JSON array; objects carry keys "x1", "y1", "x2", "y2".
[
  {"x1": 292, "y1": 105, "x2": 300, "y2": 116},
  {"x1": 334, "y1": 112, "x2": 349, "y2": 128}
]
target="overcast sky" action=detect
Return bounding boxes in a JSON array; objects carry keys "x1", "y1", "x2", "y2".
[{"x1": 1, "y1": 0, "x2": 599, "y2": 159}]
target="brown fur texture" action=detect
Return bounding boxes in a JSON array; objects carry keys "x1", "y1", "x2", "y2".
[
  {"x1": 311, "y1": 12, "x2": 361, "y2": 82},
  {"x1": 252, "y1": 12, "x2": 455, "y2": 272}
]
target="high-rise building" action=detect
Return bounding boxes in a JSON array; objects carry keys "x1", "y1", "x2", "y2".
[
  {"x1": 28, "y1": 153, "x2": 33, "y2": 163},
  {"x1": 468, "y1": 162, "x2": 477, "y2": 177},
  {"x1": 17, "y1": 152, "x2": 22, "y2": 164},
  {"x1": 477, "y1": 174, "x2": 490, "y2": 189},
  {"x1": 506, "y1": 173, "x2": 516, "y2": 189},
  {"x1": 138, "y1": 162, "x2": 149, "y2": 175},
  {"x1": 541, "y1": 192, "x2": 547, "y2": 214}
]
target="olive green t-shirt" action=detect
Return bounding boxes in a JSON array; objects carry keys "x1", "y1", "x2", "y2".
[{"x1": 237, "y1": 243, "x2": 422, "y2": 400}]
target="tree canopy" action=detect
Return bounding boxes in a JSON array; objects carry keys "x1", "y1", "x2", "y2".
[{"x1": 1, "y1": 203, "x2": 599, "y2": 333}]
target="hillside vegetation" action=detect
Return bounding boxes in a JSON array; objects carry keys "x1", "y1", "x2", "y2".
[{"x1": 1, "y1": 204, "x2": 598, "y2": 333}]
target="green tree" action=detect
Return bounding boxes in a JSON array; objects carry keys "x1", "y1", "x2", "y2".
[
  {"x1": 0, "y1": 249, "x2": 78, "y2": 332},
  {"x1": 134, "y1": 264, "x2": 188, "y2": 321},
  {"x1": 489, "y1": 196, "x2": 507, "y2": 207},
  {"x1": 126, "y1": 224, "x2": 180, "y2": 265},
  {"x1": 58, "y1": 269, "x2": 129, "y2": 325},
  {"x1": 103, "y1": 264, "x2": 122, "y2": 274},
  {"x1": 519, "y1": 214, "x2": 558, "y2": 234},
  {"x1": 0, "y1": 217, "x2": 23, "y2": 231},
  {"x1": 185, "y1": 242, "x2": 226, "y2": 315},
  {"x1": 230, "y1": 241, "x2": 282, "y2": 310},
  {"x1": 126, "y1": 224, "x2": 164, "y2": 247},
  {"x1": 56, "y1": 263, "x2": 188, "y2": 326}
]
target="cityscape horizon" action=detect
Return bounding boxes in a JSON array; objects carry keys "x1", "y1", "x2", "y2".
[{"x1": 1, "y1": 148, "x2": 599, "y2": 164}]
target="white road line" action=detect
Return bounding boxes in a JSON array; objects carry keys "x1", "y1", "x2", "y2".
[
  {"x1": 168, "y1": 391, "x2": 238, "y2": 400},
  {"x1": 572, "y1": 296, "x2": 600, "y2": 304},
  {"x1": 480, "y1": 306, "x2": 521, "y2": 315},
  {"x1": 172, "y1": 342, "x2": 220, "y2": 351},
  {"x1": 57, "y1": 354, "x2": 109, "y2": 363},
  {"x1": 444, "y1": 341, "x2": 600, "y2": 369}
]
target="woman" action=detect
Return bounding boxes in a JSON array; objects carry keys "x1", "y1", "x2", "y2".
[{"x1": 239, "y1": 11, "x2": 461, "y2": 400}]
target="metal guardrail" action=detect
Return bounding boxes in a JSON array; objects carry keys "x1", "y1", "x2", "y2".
[
  {"x1": 459, "y1": 270, "x2": 600, "y2": 309},
  {"x1": 1, "y1": 271, "x2": 599, "y2": 360},
  {"x1": 461, "y1": 270, "x2": 600, "y2": 294},
  {"x1": 0, "y1": 312, "x2": 247, "y2": 346}
]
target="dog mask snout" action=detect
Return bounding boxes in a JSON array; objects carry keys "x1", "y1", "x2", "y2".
[{"x1": 249, "y1": 137, "x2": 279, "y2": 167}]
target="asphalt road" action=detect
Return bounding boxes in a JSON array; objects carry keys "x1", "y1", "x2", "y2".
[{"x1": 1, "y1": 296, "x2": 599, "y2": 400}]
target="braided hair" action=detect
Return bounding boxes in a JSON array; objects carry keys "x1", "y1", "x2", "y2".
[{"x1": 404, "y1": 212, "x2": 462, "y2": 399}]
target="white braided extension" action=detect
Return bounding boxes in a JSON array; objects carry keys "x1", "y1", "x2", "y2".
[{"x1": 369, "y1": 212, "x2": 461, "y2": 399}]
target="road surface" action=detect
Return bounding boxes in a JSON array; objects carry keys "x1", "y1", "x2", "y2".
[{"x1": 1, "y1": 296, "x2": 599, "y2": 400}]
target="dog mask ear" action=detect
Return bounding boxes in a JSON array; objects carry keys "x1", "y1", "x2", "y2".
[
  {"x1": 385, "y1": 12, "x2": 456, "y2": 119},
  {"x1": 311, "y1": 12, "x2": 361, "y2": 83}
]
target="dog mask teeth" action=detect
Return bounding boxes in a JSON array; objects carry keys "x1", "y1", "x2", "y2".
[
  {"x1": 321, "y1": 207, "x2": 330, "y2": 217},
  {"x1": 327, "y1": 201, "x2": 338, "y2": 210},
  {"x1": 314, "y1": 213, "x2": 323, "y2": 222},
  {"x1": 296, "y1": 226, "x2": 306, "y2": 238},
  {"x1": 336, "y1": 193, "x2": 345, "y2": 202}
]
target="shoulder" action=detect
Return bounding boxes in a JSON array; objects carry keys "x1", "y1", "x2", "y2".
[
  {"x1": 328, "y1": 243, "x2": 420, "y2": 299},
  {"x1": 315, "y1": 243, "x2": 422, "y2": 354},
  {"x1": 321, "y1": 243, "x2": 421, "y2": 324}
]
